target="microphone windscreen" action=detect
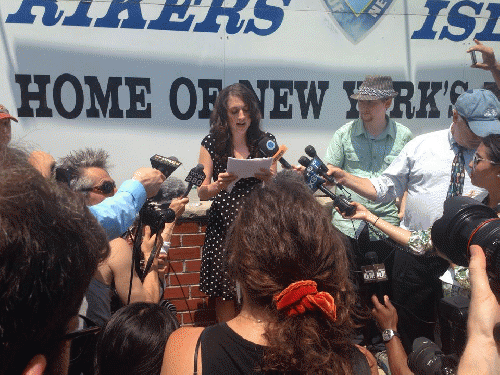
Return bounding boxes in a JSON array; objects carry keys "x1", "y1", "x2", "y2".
[
  {"x1": 298, "y1": 156, "x2": 311, "y2": 167},
  {"x1": 152, "y1": 176, "x2": 186, "y2": 203},
  {"x1": 258, "y1": 136, "x2": 278, "y2": 156},
  {"x1": 305, "y1": 145, "x2": 316, "y2": 158}
]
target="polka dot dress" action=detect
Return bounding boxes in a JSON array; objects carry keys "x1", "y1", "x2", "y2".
[{"x1": 199, "y1": 132, "x2": 275, "y2": 300}]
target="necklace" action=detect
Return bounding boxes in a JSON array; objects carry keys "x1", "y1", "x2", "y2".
[{"x1": 238, "y1": 313, "x2": 264, "y2": 324}]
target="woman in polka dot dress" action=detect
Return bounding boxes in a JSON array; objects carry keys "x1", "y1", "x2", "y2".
[{"x1": 197, "y1": 83, "x2": 277, "y2": 322}]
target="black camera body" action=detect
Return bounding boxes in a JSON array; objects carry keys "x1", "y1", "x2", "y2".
[
  {"x1": 438, "y1": 295, "x2": 469, "y2": 356},
  {"x1": 139, "y1": 202, "x2": 175, "y2": 234}
]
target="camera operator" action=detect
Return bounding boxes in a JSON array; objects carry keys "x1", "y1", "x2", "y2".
[
  {"x1": 29, "y1": 148, "x2": 166, "y2": 240},
  {"x1": 54, "y1": 148, "x2": 187, "y2": 326},
  {"x1": 372, "y1": 295, "x2": 414, "y2": 375},
  {"x1": 457, "y1": 245, "x2": 500, "y2": 375}
]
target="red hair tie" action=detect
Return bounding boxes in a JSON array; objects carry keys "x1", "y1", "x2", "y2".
[{"x1": 273, "y1": 280, "x2": 337, "y2": 322}]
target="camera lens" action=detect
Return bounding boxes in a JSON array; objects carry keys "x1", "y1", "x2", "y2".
[{"x1": 432, "y1": 196, "x2": 500, "y2": 279}]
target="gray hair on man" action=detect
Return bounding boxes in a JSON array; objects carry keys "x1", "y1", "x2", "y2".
[{"x1": 59, "y1": 148, "x2": 110, "y2": 196}]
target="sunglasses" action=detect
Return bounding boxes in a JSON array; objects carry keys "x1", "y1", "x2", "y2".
[
  {"x1": 472, "y1": 153, "x2": 500, "y2": 169},
  {"x1": 82, "y1": 180, "x2": 116, "y2": 195}
]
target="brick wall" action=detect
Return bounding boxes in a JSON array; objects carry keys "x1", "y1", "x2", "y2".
[{"x1": 162, "y1": 217, "x2": 216, "y2": 326}]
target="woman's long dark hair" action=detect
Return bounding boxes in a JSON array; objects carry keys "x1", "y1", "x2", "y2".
[
  {"x1": 210, "y1": 83, "x2": 265, "y2": 163},
  {"x1": 227, "y1": 172, "x2": 359, "y2": 374},
  {"x1": 95, "y1": 302, "x2": 179, "y2": 375}
]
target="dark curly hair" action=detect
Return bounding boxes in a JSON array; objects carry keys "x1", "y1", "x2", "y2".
[
  {"x1": 209, "y1": 83, "x2": 265, "y2": 163},
  {"x1": 227, "y1": 172, "x2": 359, "y2": 374}
]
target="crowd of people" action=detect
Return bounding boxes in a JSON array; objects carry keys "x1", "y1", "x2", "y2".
[{"x1": 1, "y1": 39, "x2": 500, "y2": 375}]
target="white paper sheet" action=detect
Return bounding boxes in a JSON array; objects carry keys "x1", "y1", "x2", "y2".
[{"x1": 226, "y1": 157, "x2": 273, "y2": 192}]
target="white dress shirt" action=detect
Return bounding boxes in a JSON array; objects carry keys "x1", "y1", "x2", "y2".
[{"x1": 369, "y1": 127, "x2": 487, "y2": 231}]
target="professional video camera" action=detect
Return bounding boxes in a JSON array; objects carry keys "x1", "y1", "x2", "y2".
[
  {"x1": 408, "y1": 337, "x2": 459, "y2": 375},
  {"x1": 432, "y1": 195, "x2": 500, "y2": 279}
]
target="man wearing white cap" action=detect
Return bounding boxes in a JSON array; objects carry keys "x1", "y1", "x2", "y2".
[
  {"x1": 0, "y1": 104, "x2": 18, "y2": 148},
  {"x1": 328, "y1": 88, "x2": 500, "y2": 352}
]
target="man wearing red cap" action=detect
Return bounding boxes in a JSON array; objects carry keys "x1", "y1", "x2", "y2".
[{"x1": 0, "y1": 104, "x2": 18, "y2": 148}]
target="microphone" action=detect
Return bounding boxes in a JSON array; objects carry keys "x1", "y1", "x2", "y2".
[
  {"x1": 183, "y1": 164, "x2": 206, "y2": 197},
  {"x1": 298, "y1": 156, "x2": 355, "y2": 216},
  {"x1": 150, "y1": 155, "x2": 182, "y2": 178},
  {"x1": 304, "y1": 145, "x2": 340, "y2": 187},
  {"x1": 258, "y1": 136, "x2": 292, "y2": 169},
  {"x1": 151, "y1": 176, "x2": 186, "y2": 204},
  {"x1": 362, "y1": 252, "x2": 389, "y2": 304}
]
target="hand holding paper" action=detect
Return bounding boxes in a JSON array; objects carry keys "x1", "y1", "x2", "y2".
[{"x1": 226, "y1": 157, "x2": 273, "y2": 192}]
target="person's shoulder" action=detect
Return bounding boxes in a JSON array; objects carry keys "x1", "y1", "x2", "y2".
[
  {"x1": 330, "y1": 121, "x2": 357, "y2": 139},
  {"x1": 107, "y1": 237, "x2": 132, "y2": 266},
  {"x1": 262, "y1": 132, "x2": 277, "y2": 144},
  {"x1": 162, "y1": 326, "x2": 205, "y2": 375},
  {"x1": 201, "y1": 133, "x2": 215, "y2": 148},
  {"x1": 109, "y1": 237, "x2": 130, "y2": 254},
  {"x1": 338, "y1": 120, "x2": 357, "y2": 132},
  {"x1": 392, "y1": 120, "x2": 413, "y2": 135},
  {"x1": 410, "y1": 128, "x2": 449, "y2": 146},
  {"x1": 264, "y1": 131, "x2": 275, "y2": 139},
  {"x1": 168, "y1": 326, "x2": 204, "y2": 344}
]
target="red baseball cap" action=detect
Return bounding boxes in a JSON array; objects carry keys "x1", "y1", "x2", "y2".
[{"x1": 0, "y1": 105, "x2": 18, "y2": 122}]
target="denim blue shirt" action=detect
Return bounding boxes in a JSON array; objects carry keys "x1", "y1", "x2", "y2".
[{"x1": 89, "y1": 179, "x2": 146, "y2": 240}]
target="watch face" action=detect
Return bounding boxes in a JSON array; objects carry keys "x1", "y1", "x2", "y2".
[{"x1": 382, "y1": 329, "x2": 393, "y2": 342}]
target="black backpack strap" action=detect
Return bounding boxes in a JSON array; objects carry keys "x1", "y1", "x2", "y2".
[{"x1": 193, "y1": 329, "x2": 205, "y2": 375}]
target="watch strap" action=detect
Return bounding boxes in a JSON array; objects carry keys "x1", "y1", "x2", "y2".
[{"x1": 382, "y1": 329, "x2": 400, "y2": 342}]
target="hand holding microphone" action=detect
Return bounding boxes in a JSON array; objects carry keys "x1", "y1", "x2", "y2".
[{"x1": 298, "y1": 156, "x2": 355, "y2": 216}]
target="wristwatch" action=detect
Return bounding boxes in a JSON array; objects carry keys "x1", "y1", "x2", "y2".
[{"x1": 382, "y1": 329, "x2": 400, "y2": 342}]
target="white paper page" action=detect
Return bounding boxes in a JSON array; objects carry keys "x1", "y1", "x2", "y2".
[{"x1": 226, "y1": 157, "x2": 273, "y2": 192}]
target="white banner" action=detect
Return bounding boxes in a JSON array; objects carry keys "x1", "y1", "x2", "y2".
[{"x1": 1, "y1": 0, "x2": 499, "y2": 182}]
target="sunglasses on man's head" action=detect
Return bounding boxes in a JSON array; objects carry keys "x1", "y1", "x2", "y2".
[{"x1": 81, "y1": 180, "x2": 116, "y2": 195}]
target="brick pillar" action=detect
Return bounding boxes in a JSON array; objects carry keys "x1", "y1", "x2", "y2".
[{"x1": 163, "y1": 217, "x2": 216, "y2": 326}]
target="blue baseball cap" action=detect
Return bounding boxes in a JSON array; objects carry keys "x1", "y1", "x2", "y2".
[{"x1": 455, "y1": 89, "x2": 500, "y2": 137}]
